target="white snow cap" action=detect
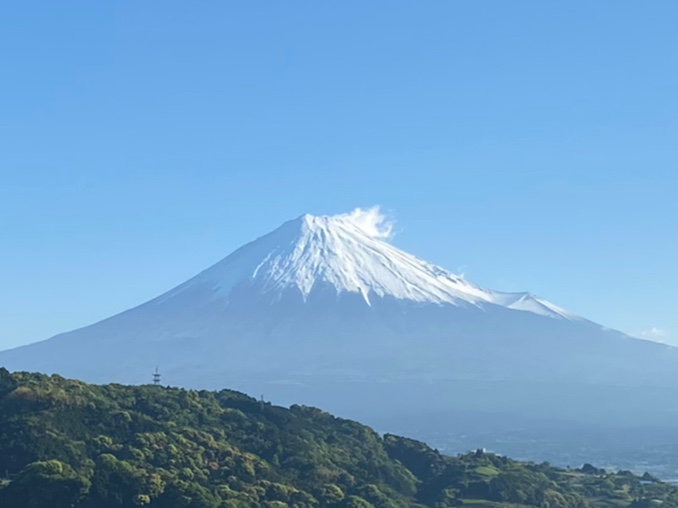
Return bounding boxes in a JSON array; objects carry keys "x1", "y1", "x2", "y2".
[{"x1": 179, "y1": 207, "x2": 578, "y2": 320}]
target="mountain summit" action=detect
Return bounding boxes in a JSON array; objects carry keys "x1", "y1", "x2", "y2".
[
  {"x1": 164, "y1": 207, "x2": 574, "y2": 318},
  {"x1": 1, "y1": 208, "x2": 677, "y2": 427}
]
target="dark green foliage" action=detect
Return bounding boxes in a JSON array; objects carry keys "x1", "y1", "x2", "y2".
[
  {"x1": 0, "y1": 371, "x2": 677, "y2": 508},
  {"x1": 580, "y1": 463, "x2": 606, "y2": 476},
  {"x1": 0, "y1": 459, "x2": 90, "y2": 508},
  {"x1": 0, "y1": 367, "x2": 17, "y2": 397}
]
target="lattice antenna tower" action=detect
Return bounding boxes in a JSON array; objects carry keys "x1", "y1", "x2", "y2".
[{"x1": 152, "y1": 367, "x2": 161, "y2": 386}]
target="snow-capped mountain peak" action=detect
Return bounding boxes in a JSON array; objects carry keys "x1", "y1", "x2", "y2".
[{"x1": 166, "y1": 208, "x2": 576, "y2": 320}]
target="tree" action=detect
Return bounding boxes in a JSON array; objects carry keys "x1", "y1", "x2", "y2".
[
  {"x1": 0, "y1": 460, "x2": 90, "y2": 508},
  {"x1": 85, "y1": 454, "x2": 148, "y2": 508},
  {"x1": 343, "y1": 495, "x2": 375, "y2": 508},
  {"x1": 0, "y1": 367, "x2": 17, "y2": 397}
]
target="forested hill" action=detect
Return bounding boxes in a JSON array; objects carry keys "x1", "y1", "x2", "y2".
[{"x1": 0, "y1": 368, "x2": 675, "y2": 508}]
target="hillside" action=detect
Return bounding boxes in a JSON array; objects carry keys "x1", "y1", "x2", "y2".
[{"x1": 0, "y1": 368, "x2": 676, "y2": 508}]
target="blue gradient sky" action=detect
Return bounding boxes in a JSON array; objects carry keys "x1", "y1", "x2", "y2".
[{"x1": 1, "y1": 2, "x2": 676, "y2": 349}]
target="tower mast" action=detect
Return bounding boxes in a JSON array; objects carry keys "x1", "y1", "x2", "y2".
[{"x1": 152, "y1": 367, "x2": 161, "y2": 386}]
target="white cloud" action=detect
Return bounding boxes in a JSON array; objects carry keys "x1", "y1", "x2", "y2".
[
  {"x1": 640, "y1": 327, "x2": 670, "y2": 343},
  {"x1": 339, "y1": 206, "x2": 395, "y2": 240}
]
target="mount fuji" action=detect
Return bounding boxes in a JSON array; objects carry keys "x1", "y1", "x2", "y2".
[{"x1": 2, "y1": 208, "x2": 677, "y2": 427}]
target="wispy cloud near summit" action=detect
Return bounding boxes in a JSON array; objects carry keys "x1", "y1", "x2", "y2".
[
  {"x1": 640, "y1": 327, "x2": 670, "y2": 344},
  {"x1": 338, "y1": 206, "x2": 395, "y2": 241}
]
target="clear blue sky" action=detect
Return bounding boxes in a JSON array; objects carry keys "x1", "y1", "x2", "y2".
[{"x1": 1, "y1": 1, "x2": 676, "y2": 349}]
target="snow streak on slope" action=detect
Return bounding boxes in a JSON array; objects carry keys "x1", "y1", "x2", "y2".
[{"x1": 162, "y1": 207, "x2": 577, "y2": 320}]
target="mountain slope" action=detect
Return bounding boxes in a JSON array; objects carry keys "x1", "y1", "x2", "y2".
[{"x1": 1, "y1": 208, "x2": 677, "y2": 427}]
